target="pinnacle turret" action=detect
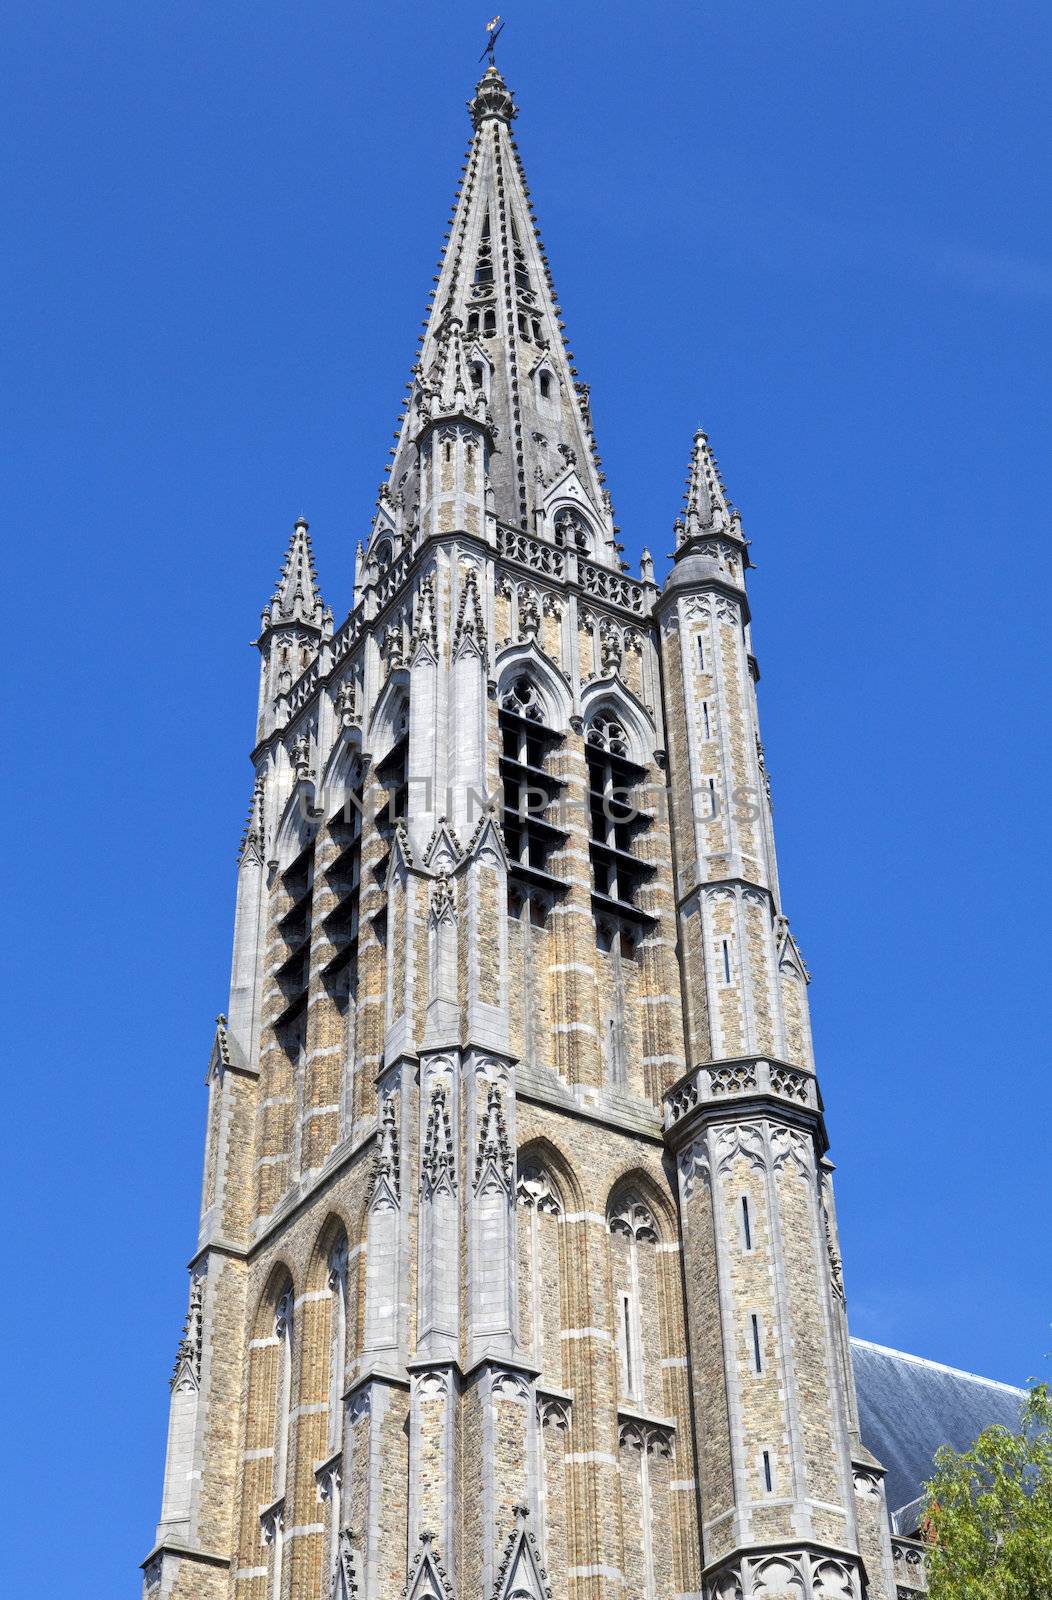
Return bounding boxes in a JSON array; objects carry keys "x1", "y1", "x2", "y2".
[
  {"x1": 416, "y1": 314, "x2": 492, "y2": 432},
  {"x1": 264, "y1": 516, "x2": 326, "y2": 631},
  {"x1": 672, "y1": 427, "x2": 746, "y2": 556}
]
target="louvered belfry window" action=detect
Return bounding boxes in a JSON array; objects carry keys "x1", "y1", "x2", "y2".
[{"x1": 498, "y1": 675, "x2": 567, "y2": 925}]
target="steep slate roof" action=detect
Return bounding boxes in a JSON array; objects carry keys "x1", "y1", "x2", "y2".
[{"x1": 850, "y1": 1337, "x2": 1026, "y2": 1526}]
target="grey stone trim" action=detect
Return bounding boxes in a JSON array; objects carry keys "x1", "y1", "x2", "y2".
[{"x1": 140, "y1": 1539, "x2": 231, "y2": 1570}]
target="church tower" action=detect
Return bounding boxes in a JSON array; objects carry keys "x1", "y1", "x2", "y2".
[{"x1": 142, "y1": 59, "x2": 919, "y2": 1600}]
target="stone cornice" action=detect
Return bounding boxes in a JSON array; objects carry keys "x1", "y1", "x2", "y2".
[{"x1": 140, "y1": 1538, "x2": 230, "y2": 1571}]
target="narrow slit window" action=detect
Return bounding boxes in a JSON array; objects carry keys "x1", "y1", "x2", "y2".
[
  {"x1": 621, "y1": 1292, "x2": 634, "y2": 1393},
  {"x1": 697, "y1": 637, "x2": 705, "y2": 670},
  {"x1": 702, "y1": 701, "x2": 710, "y2": 739},
  {"x1": 708, "y1": 776, "x2": 718, "y2": 818},
  {"x1": 762, "y1": 1450, "x2": 773, "y2": 1492},
  {"x1": 722, "y1": 939, "x2": 731, "y2": 984},
  {"x1": 741, "y1": 1196, "x2": 752, "y2": 1251},
  {"x1": 443, "y1": 439, "x2": 452, "y2": 464},
  {"x1": 751, "y1": 1313, "x2": 763, "y2": 1373}
]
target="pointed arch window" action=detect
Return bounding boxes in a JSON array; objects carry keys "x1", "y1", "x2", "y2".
[
  {"x1": 585, "y1": 710, "x2": 655, "y2": 951},
  {"x1": 608, "y1": 1192, "x2": 658, "y2": 1405},
  {"x1": 326, "y1": 1239, "x2": 349, "y2": 1452},
  {"x1": 516, "y1": 1159, "x2": 564, "y2": 1376},
  {"x1": 273, "y1": 1287, "x2": 294, "y2": 1491},
  {"x1": 258, "y1": 1283, "x2": 294, "y2": 1599},
  {"x1": 483, "y1": 307, "x2": 497, "y2": 338},
  {"x1": 498, "y1": 674, "x2": 567, "y2": 924}
]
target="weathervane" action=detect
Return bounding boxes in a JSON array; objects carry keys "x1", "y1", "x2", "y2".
[{"x1": 480, "y1": 15, "x2": 506, "y2": 64}]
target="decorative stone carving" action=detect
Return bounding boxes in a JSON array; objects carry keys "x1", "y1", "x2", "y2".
[
  {"x1": 381, "y1": 622, "x2": 404, "y2": 672},
  {"x1": 170, "y1": 1273, "x2": 204, "y2": 1393},
  {"x1": 586, "y1": 709, "x2": 630, "y2": 758},
  {"x1": 452, "y1": 566, "x2": 487, "y2": 656},
  {"x1": 335, "y1": 678, "x2": 358, "y2": 728},
  {"x1": 421, "y1": 1086, "x2": 456, "y2": 1196},
  {"x1": 536, "y1": 1393, "x2": 571, "y2": 1430},
  {"x1": 769, "y1": 1065, "x2": 809, "y2": 1104},
  {"x1": 713, "y1": 1120, "x2": 767, "y2": 1175},
  {"x1": 517, "y1": 586, "x2": 541, "y2": 639},
  {"x1": 491, "y1": 1368, "x2": 530, "y2": 1400},
  {"x1": 665, "y1": 1079, "x2": 699, "y2": 1123},
  {"x1": 499, "y1": 673, "x2": 544, "y2": 721},
  {"x1": 812, "y1": 1558, "x2": 855, "y2": 1597},
  {"x1": 410, "y1": 573, "x2": 439, "y2": 656},
  {"x1": 496, "y1": 525, "x2": 566, "y2": 580},
  {"x1": 608, "y1": 1193, "x2": 657, "y2": 1241},
  {"x1": 414, "y1": 1369, "x2": 449, "y2": 1399},
  {"x1": 473, "y1": 1083, "x2": 512, "y2": 1193},
  {"x1": 402, "y1": 1531, "x2": 456, "y2": 1600},
  {"x1": 259, "y1": 1495, "x2": 285, "y2": 1547},
  {"x1": 367, "y1": 1095, "x2": 401, "y2": 1209},
  {"x1": 770, "y1": 1125, "x2": 812, "y2": 1175},
  {"x1": 599, "y1": 619, "x2": 623, "y2": 673},
  {"x1": 239, "y1": 776, "x2": 266, "y2": 864},
  {"x1": 617, "y1": 1418, "x2": 673, "y2": 1457},
  {"x1": 516, "y1": 1162, "x2": 561, "y2": 1214},
  {"x1": 429, "y1": 870, "x2": 456, "y2": 924},
  {"x1": 274, "y1": 1286, "x2": 293, "y2": 1342},
  {"x1": 491, "y1": 1504, "x2": 552, "y2": 1600},
  {"x1": 709, "y1": 1061, "x2": 757, "y2": 1096},
  {"x1": 328, "y1": 1527, "x2": 360, "y2": 1600},
  {"x1": 291, "y1": 731, "x2": 314, "y2": 783},
  {"x1": 347, "y1": 1390, "x2": 371, "y2": 1427},
  {"x1": 752, "y1": 1555, "x2": 804, "y2": 1596},
  {"x1": 328, "y1": 1239, "x2": 349, "y2": 1294}
]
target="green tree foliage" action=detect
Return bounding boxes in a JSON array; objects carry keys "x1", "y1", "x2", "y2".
[{"x1": 922, "y1": 1379, "x2": 1052, "y2": 1600}]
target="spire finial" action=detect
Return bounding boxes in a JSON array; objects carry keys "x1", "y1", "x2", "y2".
[
  {"x1": 469, "y1": 23, "x2": 516, "y2": 127},
  {"x1": 480, "y1": 15, "x2": 506, "y2": 66}
]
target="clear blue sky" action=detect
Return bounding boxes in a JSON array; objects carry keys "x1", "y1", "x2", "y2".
[{"x1": 4, "y1": 2, "x2": 1050, "y2": 1592}]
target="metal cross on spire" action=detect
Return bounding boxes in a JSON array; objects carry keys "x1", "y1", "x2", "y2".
[{"x1": 479, "y1": 14, "x2": 506, "y2": 63}]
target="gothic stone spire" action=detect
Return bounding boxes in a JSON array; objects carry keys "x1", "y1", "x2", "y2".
[{"x1": 381, "y1": 62, "x2": 619, "y2": 564}]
